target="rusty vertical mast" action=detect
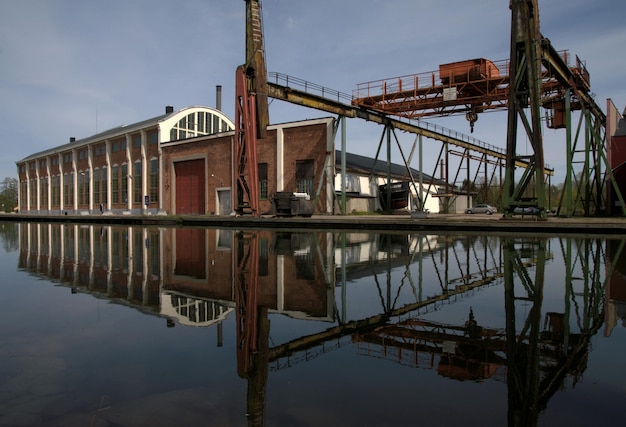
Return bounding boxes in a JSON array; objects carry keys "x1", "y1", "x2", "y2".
[{"x1": 234, "y1": 0, "x2": 269, "y2": 216}]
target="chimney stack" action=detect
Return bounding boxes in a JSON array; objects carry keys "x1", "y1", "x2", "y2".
[
  {"x1": 70, "y1": 137, "x2": 76, "y2": 143},
  {"x1": 165, "y1": 105, "x2": 174, "y2": 114},
  {"x1": 216, "y1": 85, "x2": 222, "y2": 111}
]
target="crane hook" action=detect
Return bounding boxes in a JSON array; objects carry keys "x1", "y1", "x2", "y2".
[{"x1": 466, "y1": 111, "x2": 478, "y2": 133}]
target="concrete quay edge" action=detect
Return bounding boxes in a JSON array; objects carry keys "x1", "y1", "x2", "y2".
[{"x1": 2, "y1": 213, "x2": 626, "y2": 237}]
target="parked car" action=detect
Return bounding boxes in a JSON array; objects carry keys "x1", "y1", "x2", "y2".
[
  {"x1": 465, "y1": 204, "x2": 497, "y2": 215},
  {"x1": 513, "y1": 206, "x2": 541, "y2": 215}
]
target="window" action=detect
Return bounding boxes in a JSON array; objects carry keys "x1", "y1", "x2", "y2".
[
  {"x1": 40, "y1": 177, "x2": 48, "y2": 207},
  {"x1": 101, "y1": 167, "x2": 108, "y2": 204},
  {"x1": 78, "y1": 172, "x2": 85, "y2": 205},
  {"x1": 111, "y1": 165, "x2": 119, "y2": 203},
  {"x1": 296, "y1": 159, "x2": 314, "y2": 195},
  {"x1": 345, "y1": 174, "x2": 362, "y2": 193},
  {"x1": 94, "y1": 145, "x2": 106, "y2": 157},
  {"x1": 197, "y1": 112, "x2": 205, "y2": 132},
  {"x1": 133, "y1": 134, "x2": 141, "y2": 149},
  {"x1": 20, "y1": 180, "x2": 27, "y2": 207},
  {"x1": 69, "y1": 172, "x2": 74, "y2": 206},
  {"x1": 52, "y1": 175, "x2": 60, "y2": 206},
  {"x1": 148, "y1": 130, "x2": 158, "y2": 145},
  {"x1": 112, "y1": 139, "x2": 125, "y2": 153},
  {"x1": 82, "y1": 171, "x2": 90, "y2": 205},
  {"x1": 29, "y1": 179, "x2": 36, "y2": 207},
  {"x1": 63, "y1": 173, "x2": 74, "y2": 207},
  {"x1": 150, "y1": 158, "x2": 158, "y2": 203},
  {"x1": 206, "y1": 114, "x2": 213, "y2": 133},
  {"x1": 121, "y1": 164, "x2": 128, "y2": 202},
  {"x1": 258, "y1": 163, "x2": 268, "y2": 200},
  {"x1": 94, "y1": 169, "x2": 100, "y2": 205},
  {"x1": 134, "y1": 162, "x2": 142, "y2": 203},
  {"x1": 187, "y1": 113, "x2": 195, "y2": 131}
]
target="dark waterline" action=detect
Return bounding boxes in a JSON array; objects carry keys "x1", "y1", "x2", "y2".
[{"x1": 0, "y1": 222, "x2": 625, "y2": 426}]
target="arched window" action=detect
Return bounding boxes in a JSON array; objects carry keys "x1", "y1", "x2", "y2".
[{"x1": 168, "y1": 109, "x2": 234, "y2": 142}]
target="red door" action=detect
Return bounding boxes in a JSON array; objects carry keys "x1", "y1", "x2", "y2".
[{"x1": 175, "y1": 159, "x2": 205, "y2": 214}]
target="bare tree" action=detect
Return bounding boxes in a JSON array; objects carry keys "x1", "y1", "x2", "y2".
[{"x1": 0, "y1": 177, "x2": 18, "y2": 212}]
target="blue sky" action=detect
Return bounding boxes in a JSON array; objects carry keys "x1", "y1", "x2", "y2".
[{"x1": 1, "y1": 0, "x2": 625, "y2": 184}]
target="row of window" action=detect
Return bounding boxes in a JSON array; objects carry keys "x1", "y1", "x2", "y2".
[
  {"x1": 21, "y1": 130, "x2": 159, "y2": 173},
  {"x1": 249, "y1": 160, "x2": 314, "y2": 201},
  {"x1": 19, "y1": 159, "x2": 159, "y2": 208},
  {"x1": 21, "y1": 157, "x2": 316, "y2": 209}
]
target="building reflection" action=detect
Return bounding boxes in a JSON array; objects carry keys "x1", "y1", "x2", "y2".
[
  {"x1": 18, "y1": 224, "x2": 344, "y2": 324},
  {"x1": 605, "y1": 238, "x2": 626, "y2": 336},
  {"x1": 14, "y1": 223, "x2": 626, "y2": 427}
]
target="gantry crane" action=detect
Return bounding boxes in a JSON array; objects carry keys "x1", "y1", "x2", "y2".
[
  {"x1": 349, "y1": 0, "x2": 622, "y2": 217},
  {"x1": 235, "y1": 0, "x2": 623, "y2": 219}
]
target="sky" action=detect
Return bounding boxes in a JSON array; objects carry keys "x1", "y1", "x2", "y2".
[{"x1": 1, "y1": 0, "x2": 625, "y2": 185}]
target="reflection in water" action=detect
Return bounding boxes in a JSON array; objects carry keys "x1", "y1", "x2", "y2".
[{"x1": 13, "y1": 223, "x2": 626, "y2": 426}]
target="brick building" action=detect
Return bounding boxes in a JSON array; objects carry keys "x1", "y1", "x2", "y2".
[
  {"x1": 15, "y1": 105, "x2": 335, "y2": 216},
  {"x1": 160, "y1": 117, "x2": 334, "y2": 216},
  {"x1": 608, "y1": 103, "x2": 626, "y2": 215}
]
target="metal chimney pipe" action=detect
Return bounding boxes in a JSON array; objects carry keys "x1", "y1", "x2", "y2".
[{"x1": 216, "y1": 85, "x2": 222, "y2": 111}]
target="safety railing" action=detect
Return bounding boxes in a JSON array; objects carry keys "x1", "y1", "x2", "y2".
[{"x1": 269, "y1": 72, "x2": 353, "y2": 104}]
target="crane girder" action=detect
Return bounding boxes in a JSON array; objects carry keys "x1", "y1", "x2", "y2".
[{"x1": 267, "y1": 81, "x2": 553, "y2": 175}]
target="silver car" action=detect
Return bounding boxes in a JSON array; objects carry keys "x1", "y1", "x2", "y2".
[{"x1": 465, "y1": 204, "x2": 497, "y2": 215}]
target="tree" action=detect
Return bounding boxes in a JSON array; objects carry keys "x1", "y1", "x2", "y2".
[{"x1": 0, "y1": 177, "x2": 18, "y2": 213}]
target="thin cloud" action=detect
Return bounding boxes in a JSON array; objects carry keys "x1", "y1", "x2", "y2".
[{"x1": 1, "y1": 0, "x2": 624, "y2": 185}]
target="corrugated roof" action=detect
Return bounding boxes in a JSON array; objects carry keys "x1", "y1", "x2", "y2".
[
  {"x1": 335, "y1": 150, "x2": 447, "y2": 185},
  {"x1": 17, "y1": 112, "x2": 170, "y2": 163}
]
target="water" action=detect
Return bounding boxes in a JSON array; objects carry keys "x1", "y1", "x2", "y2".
[{"x1": 0, "y1": 221, "x2": 625, "y2": 426}]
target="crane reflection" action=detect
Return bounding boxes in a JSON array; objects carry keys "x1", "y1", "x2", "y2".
[{"x1": 14, "y1": 222, "x2": 625, "y2": 426}]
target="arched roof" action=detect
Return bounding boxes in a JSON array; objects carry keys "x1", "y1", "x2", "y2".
[
  {"x1": 17, "y1": 106, "x2": 235, "y2": 164},
  {"x1": 159, "y1": 105, "x2": 235, "y2": 143}
]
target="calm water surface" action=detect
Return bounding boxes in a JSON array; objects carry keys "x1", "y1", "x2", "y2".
[{"x1": 0, "y1": 221, "x2": 624, "y2": 426}]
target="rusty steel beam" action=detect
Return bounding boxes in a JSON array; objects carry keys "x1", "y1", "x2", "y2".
[{"x1": 267, "y1": 81, "x2": 553, "y2": 176}]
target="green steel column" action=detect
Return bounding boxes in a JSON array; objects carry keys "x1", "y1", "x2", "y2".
[
  {"x1": 419, "y1": 134, "x2": 424, "y2": 211},
  {"x1": 341, "y1": 117, "x2": 346, "y2": 215},
  {"x1": 386, "y1": 126, "x2": 392, "y2": 213},
  {"x1": 565, "y1": 89, "x2": 573, "y2": 216},
  {"x1": 504, "y1": 0, "x2": 546, "y2": 217},
  {"x1": 585, "y1": 113, "x2": 592, "y2": 216}
]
